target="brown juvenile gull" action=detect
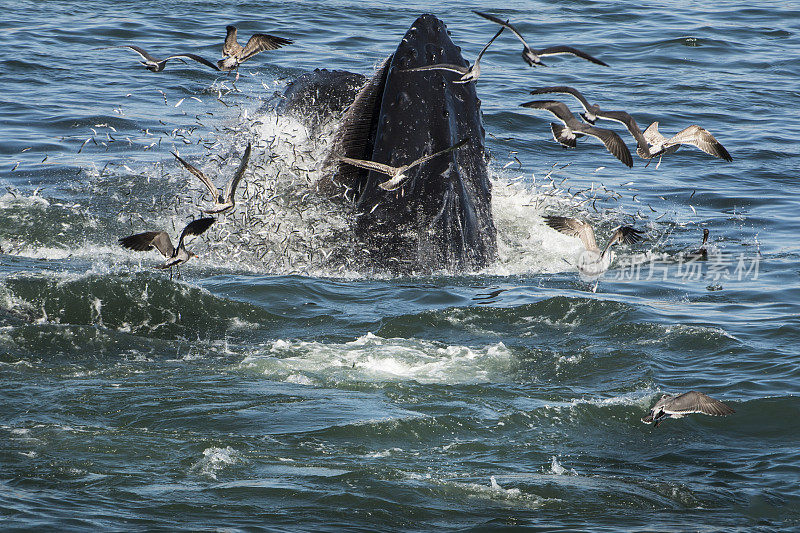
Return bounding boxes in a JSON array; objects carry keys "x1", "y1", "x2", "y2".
[
  {"x1": 529, "y1": 86, "x2": 654, "y2": 159},
  {"x1": 401, "y1": 26, "x2": 505, "y2": 84},
  {"x1": 338, "y1": 139, "x2": 469, "y2": 191},
  {"x1": 218, "y1": 25, "x2": 292, "y2": 71},
  {"x1": 473, "y1": 11, "x2": 608, "y2": 67},
  {"x1": 642, "y1": 391, "x2": 735, "y2": 428},
  {"x1": 520, "y1": 100, "x2": 633, "y2": 167},
  {"x1": 172, "y1": 142, "x2": 251, "y2": 214},
  {"x1": 119, "y1": 217, "x2": 215, "y2": 279},
  {"x1": 643, "y1": 122, "x2": 732, "y2": 164},
  {"x1": 94, "y1": 45, "x2": 220, "y2": 72}
]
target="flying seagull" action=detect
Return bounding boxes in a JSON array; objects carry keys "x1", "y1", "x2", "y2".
[
  {"x1": 643, "y1": 122, "x2": 732, "y2": 165},
  {"x1": 642, "y1": 391, "x2": 735, "y2": 428},
  {"x1": 520, "y1": 100, "x2": 633, "y2": 167},
  {"x1": 401, "y1": 25, "x2": 505, "y2": 84},
  {"x1": 529, "y1": 86, "x2": 653, "y2": 158},
  {"x1": 338, "y1": 139, "x2": 469, "y2": 191},
  {"x1": 94, "y1": 45, "x2": 220, "y2": 72},
  {"x1": 172, "y1": 143, "x2": 251, "y2": 214},
  {"x1": 473, "y1": 11, "x2": 608, "y2": 67},
  {"x1": 218, "y1": 25, "x2": 292, "y2": 71},
  {"x1": 119, "y1": 217, "x2": 215, "y2": 279}
]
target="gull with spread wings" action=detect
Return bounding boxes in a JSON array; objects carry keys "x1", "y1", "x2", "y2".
[
  {"x1": 94, "y1": 45, "x2": 219, "y2": 72},
  {"x1": 473, "y1": 11, "x2": 608, "y2": 67},
  {"x1": 643, "y1": 122, "x2": 732, "y2": 166},
  {"x1": 642, "y1": 391, "x2": 735, "y2": 428},
  {"x1": 401, "y1": 26, "x2": 505, "y2": 84},
  {"x1": 119, "y1": 217, "x2": 215, "y2": 279},
  {"x1": 338, "y1": 139, "x2": 469, "y2": 191},
  {"x1": 172, "y1": 143, "x2": 251, "y2": 214},
  {"x1": 544, "y1": 215, "x2": 643, "y2": 289},
  {"x1": 218, "y1": 25, "x2": 292, "y2": 71}
]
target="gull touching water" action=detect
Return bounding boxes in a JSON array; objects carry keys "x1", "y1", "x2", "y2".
[
  {"x1": 338, "y1": 139, "x2": 469, "y2": 191},
  {"x1": 218, "y1": 25, "x2": 292, "y2": 71},
  {"x1": 687, "y1": 228, "x2": 710, "y2": 260},
  {"x1": 119, "y1": 217, "x2": 215, "y2": 279},
  {"x1": 520, "y1": 100, "x2": 633, "y2": 167},
  {"x1": 172, "y1": 142, "x2": 251, "y2": 214},
  {"x1": 642, "y1": 391, "x2": 735, "y2": 428},
  {"x1": 545, "y1": 215, "x2": 643, "y2": 290},
  {"x1": 94, "y1": 45, "x2": 220, "y2": 72},
  {"x1": 401, "y1": 26, "x2": 505, "y2": 84},
  {"x1": 473, "y1": 11, "x2": 608, "y2": 67}
]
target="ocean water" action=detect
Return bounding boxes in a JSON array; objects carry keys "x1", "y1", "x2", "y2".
[{"x1": 1, "y1": 0, "x2": 799, "y2": 530}]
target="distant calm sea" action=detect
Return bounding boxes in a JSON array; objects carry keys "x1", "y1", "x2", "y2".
[{"x1": 1, "y1": 1, "x2": 799, "y2": 530}]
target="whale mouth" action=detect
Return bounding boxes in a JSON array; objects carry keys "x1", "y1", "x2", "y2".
[{"x1": 325, "y1": 14, "x2": 497, "y2": 273}]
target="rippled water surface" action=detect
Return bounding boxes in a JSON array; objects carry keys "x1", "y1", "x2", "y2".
[{"x1": 2, "y1": 0, "x2": 799, "y2": 530}]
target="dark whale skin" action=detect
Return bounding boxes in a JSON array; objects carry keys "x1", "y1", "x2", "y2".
[{"x1": 353, "y1": 14, "x2": 497, "y2": 273}]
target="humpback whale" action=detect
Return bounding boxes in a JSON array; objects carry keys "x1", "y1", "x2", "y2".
[{"x1": 279, "y1": 14, "x2": 497, "y2": 273}]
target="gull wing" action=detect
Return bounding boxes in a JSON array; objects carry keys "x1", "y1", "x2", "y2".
[
  {"x1": 403, "y1": 63, "x2": 469, "y2": 75},
  {"x1": 544, "y1": 215, "x2": 597, "y2": 251},
  {"x1": 338, "y1": 156, "x2": 397, "y2": 177},
  {"x1": 472, "y1": 11, "x2": 532, "y2": 49},
  {"x1": 119, "y1": 231, "x2": 174, "y2": 258},
  {"x1": 240, "y1": 33, "x2": 293, "y2": 61},
  {"x1": 572, "y1": 123, "x2": 633, "y2": 167},
  {"x1": 406, "y1": 139, "x2": 469, "y2": 170},
  {"x1": 222, "y1": 25, "x2": 240, "y2": 56},
  {"x1": 172, "y1": 152, "x2": 219, "y2": 199},
  {"x1": 534, "y1": 46, "x2": 608, "y2": 66},
  {"x1": 109, "y1": 45, "x2": 160, "y2": 63},
  {"x1": 475, "y1": 25, "x2": 505, "y2": 63},
  {"x1": 177, "y1": 217, "x2": 215, "y2": 249},
  {"x1": 665, "y1": 391, "x2": 735, "y2": 416},
  {"x1": 223, "y1": 142, "x2": 251, "y2": 201},
  {"x1": 530, "y1": 86, "x2": 593, "y2": 112},
  {"x1": 643, "y1": 121, "x2": 666, "y2": 145},
  {"x1": 611, "y1": 226, "x2": 645, "y2": 245},
  {"x1": 596, "y1": 110, "x2": 649, "y2": 150},
  {"x1": 165, "y1": 53, "x2": 220, "y2": 71},
  {"x1": 666, "y1": 125, "x2": 732, "y2": 161},
  {"x1": 520, "y1": 100, "x2": 577, "y2": 124}
]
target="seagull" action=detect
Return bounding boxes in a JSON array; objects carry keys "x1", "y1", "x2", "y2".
[
  {"x1": 520, "y1": 100, "x2": 633, "y2": 167},
  {"x1": 473, "y1": 11, "x2": 608, "y2": 67},
  {"x1": 338, "y1": 139, "x2": 468, "y2": 191},
  {"x1": 94, "y1": 45, "x2": 220, "y2": 72},
  {"x1": 545, "y1": 215, "x2": 643, "y2": 265},
  {"x1": 119, "y1": 217, "x2": 215, "y2": 279},
  {"x1": 529, "y1": 86, "x2": 653, "y2": 159},
  {"x1": 400, "y1": 26, "x2": 505, "y2": 84},
  {"x1": 545, "y1": 215, "x2": 642, "y2": 290},
  {"x1": 172, "y1": 143, "x2": 251, "y2": 214},
  {"x1": 218, "y1": 25, "x2": 292, "y2": 71},
  {"x1": 642, "y1": 391, "x2": 735, "y2": 428},
  {"x1": 686, "y1": 228, "x2": 710, "y2": 260},
  {"x1": 643, "y1": 122, "x2": 732, "y2": 164}
]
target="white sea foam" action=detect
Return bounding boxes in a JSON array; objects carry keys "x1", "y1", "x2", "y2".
[
  {"x1": 239, "y1": 332, "x2": 516, "y2": 385},
  {"x1": 191, "y1": 446, "x2": 241, "y2": 480}
]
